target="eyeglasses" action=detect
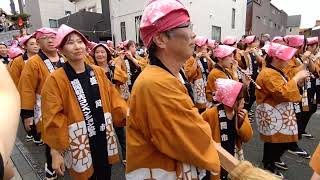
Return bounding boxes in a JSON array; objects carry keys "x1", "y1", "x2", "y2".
[{"x1": 172, "y1": 23, "x2": 193, "y2": 31}]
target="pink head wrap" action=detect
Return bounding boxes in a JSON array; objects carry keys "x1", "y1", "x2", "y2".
[
  {"x1": 117, "y1": 42, "x2": 124, "y2": 49},
  {"x1": 19, "y1": 34, "x2": 35, "y2": 46},
  {"x1": 215, "y1": 78, "x2": 243, "y2": 108},
  {"x1": 244, "y1": 35, "x2": 256, "y2": 44},
  {"x1": 90, "y1": 43, "x2": 111, "y2": 56},
  {"x1": 195, "y1": 36, "x2": 208, "y2": 47},
  {"x1": 35, "y1": 27, "x2": 57, "y2": 40},
  {"x1": 140, "y1": 0, "x2": 190, "y2": 48},
  {"x1": 307, "y1": 37, "x2": 319, "y2": 45},
  {"x1": 272, "y1": 36, "x2": 285, "y2": 44},
  {"x1": 106, "y1": 40, "x2": 113, "y2": 46},
  {"x1": 207, "y1": 39, "x2": 216, "y2": 49},
  {"x1": 266, "y1": 43, "x2": 297, "y2": 61},
  {"x1": 223, "y1": 36, "x2": 237, "y2": 45},
  {"x1": 55, "y1": 24, "x2": 89, "y2": 48},
  {"x1": 284, "y1": 35, "x2": 305, "y2": 47},
  {"x1": 8, "y1": 46, "x2": 23, "y2": 59},
  {"x1": 122, "y1": 40, "x2": 130, "y2": 48},
  {"x1": 213, "y1": 45, "x2": 236, "y2": 59}
]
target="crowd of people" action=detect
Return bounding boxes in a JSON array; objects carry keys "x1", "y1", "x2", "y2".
[{"x1": 1, "y1": 0, "x2": 320, "y2": 180}]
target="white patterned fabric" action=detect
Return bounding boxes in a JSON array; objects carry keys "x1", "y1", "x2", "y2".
[
  {"x1": 34, "y1": 94, "x2": 42, "y2": 124},
  {"x1": 192, "y1": 78, "x2": 207, "y2": 105},
  {"x1": 65, "y1": 121, "x2": 92, "y2": 173},
  {"x1": 255, "y1": 102, "x2": 298, "y2": 136}
]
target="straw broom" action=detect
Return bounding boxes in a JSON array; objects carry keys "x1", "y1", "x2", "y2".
[{"x1": 214, "y1": 142, "x2": 282, "y2": 180}]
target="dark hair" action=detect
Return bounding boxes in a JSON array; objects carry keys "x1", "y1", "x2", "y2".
[
  {"x1": 237, "y1": 84, "x2": 249, "y2": 102},
  {"x1": 92, "y1": 44, "x2": 112, "y2": 65},
  {"x1": 59, "y1": 32, "x2": 86, "y2": 49},
  {"x1": 147, "y1": 42, "x2": 157, "y2": 60},
  {"x1": 125, "y1": 40, "x2": 136, "y2": 50},
  {"x1": 265, "y1": 54, "x2": 273, "y2": 65}
]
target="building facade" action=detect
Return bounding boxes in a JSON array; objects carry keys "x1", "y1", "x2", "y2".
[
  {"x1": 70, "y1": 0, "x2": 102, "y2": 13},
  {"x1": 286, "y1": 15, "x2": 301, "y2": 35},
  {"x1": 23, "y1": 0, "x2": 75, "y2": 32},
  {"x1": 110, "y1": 0, "x2": 247, "y2": 44},
  {"x1": 246, "y1": 0, "x2": 287, "y2": 38}
]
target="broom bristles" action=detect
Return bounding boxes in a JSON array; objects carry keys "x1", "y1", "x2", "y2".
[{"x1": 228, "y1": 161, "x2": 282, "y2": 180}]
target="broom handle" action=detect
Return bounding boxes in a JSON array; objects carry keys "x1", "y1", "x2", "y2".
[{"x1": 213, "y1": 142, "x2": 239, "y2": 173}]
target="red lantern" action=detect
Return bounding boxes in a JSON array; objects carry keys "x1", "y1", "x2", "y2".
[{"x1": 18, "y1": 16, "x2": 23, "y2": 27}]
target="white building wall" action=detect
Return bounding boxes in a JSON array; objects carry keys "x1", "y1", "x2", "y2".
[
  {"x1": 110, "y1": 0, "x2": 247, "y2": 44},
  {"x1": 74, "y1": 0, "x2": 102, "y2": 13},
  {"x1": 39, "y1": 0, "x2": 75, "y2": 29},
  {"x1": 286, "y1": 26, "x2": 300, "y2": 35}
]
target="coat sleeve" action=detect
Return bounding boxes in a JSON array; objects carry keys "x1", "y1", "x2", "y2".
[
  {"x1": 8, "y1": 57, "x2": 23, "y2": 88},
  {"x1": 143, "y1": 80, "x2": 221, "y2": 173},
  {"x1": 183, "y1": 57, "x2": 199, "y2": 83},
  {"x1": 262, "y1": 72, "x2": 302, "y2": 103},
  {"x1": 18, "y1": 60, "x2": 39, "y2": 110},
  {"x1": 236, "y1": 112, "x2": 253, "y2": 143},
  {"x1": 41, "y1": 76, "x2": 69, "y2": 151},
  {"x1": 103, "y1": 70, "x2": 128, "y2": 127},
  {"x1": 310, "y1": 144, "x2": 320, "y2": 175},
  {"x1": 201, "y1": 108, "x2": 221, "y2": 143},
  {"x1": 113, "y1": 63, "x2": 128, "y2": 84}
]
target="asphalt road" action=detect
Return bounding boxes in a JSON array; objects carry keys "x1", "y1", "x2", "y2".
[{"x1": 15, "y1": 111, "x2": 320, "y2": 180}]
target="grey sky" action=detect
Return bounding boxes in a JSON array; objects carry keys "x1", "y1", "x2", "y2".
[{"x1": 1, "y1": 0, "x2": 319, "y2": 28}]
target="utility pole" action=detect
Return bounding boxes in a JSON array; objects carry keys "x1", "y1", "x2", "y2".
[
  {"x1": 100, "y1": 0, "x2": 112, "y2": 38},
  {"x1": 17, "y1": 0, "x2": 24, "y2": 14}
]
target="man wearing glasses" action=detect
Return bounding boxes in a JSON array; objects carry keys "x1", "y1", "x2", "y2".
[
  {"x1": 126, "y1": 0, "x2": 220, "y2": 179},
  {"x1": 18, "y1": 27, "x2": 65, "y2": 180}
]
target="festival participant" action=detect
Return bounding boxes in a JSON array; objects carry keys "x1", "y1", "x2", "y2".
[
  {"x1": 0, "y1": 43, "x2": 9, "y2": 65},
  {"x1": 300, "y1": 37, "x2": 320, "y2": 139},
  {"x1": 91, "y1": 43, "x2": 127, "y2": 165},
  {"x1": 202, "y1": 78, "x2": 253, "y2": 180},
  {"x1": 283, "y1": 35, "x2": 315, "y2": 158},
  {"x1": 18, "y1": 27, "x2": 65, "y2": 179},
  {"x1": 184, "y1": 36, "x2": 214, "y2": 111},
  {"x1": 242, "y1": 35, "x2": 264, "y2": 119},
  {"x1": 255, "y1": 42, "x2": 308, "y2": 177},
  {"x1": 41, "y1": 24, "x2": 127, "y2": 180},
  {"x1": 310, "y1": 144, "x2": 320, "y2": 180},
  {"x1": 8, "y1": 34, "x2": 39, "y2": 87},
  {"x1": 206, "y1": 45, "x2": 238, "y2": 105},
  {"x1": 126, "y1": 1, "x2": 281, "y2": 180},
  {"x1": 223, "y1": 36, "x2": 247, "y2": 83},
  {"x1": 272, "y1": 36, "x2": 286, "y2": 45},
  {"x1": 114, "y1": 40, "x2": 146, "y2": 100}
]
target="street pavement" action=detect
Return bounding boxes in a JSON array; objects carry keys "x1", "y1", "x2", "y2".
[{"x1": 12, "y1": 110, "x2": 320, "y2": 180}]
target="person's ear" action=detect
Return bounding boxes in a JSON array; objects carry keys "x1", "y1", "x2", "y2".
[{"x1": 153, "y1": 33, "x2": 169, "y2": 49}]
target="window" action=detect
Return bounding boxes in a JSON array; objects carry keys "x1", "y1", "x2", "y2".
[
  {"x1": 65, "y1": 10, "x2": 71, "y2": 16},
  {"x1": 280, "y1": 25, "x2": 284, "y2": 32},
  {"x1": 231, "y1": 8, "x2": 236, "y2": 29},
  {"x1": 120, "y1": 22, "x2": 126, "y2": 41},
  {"x1": 88, "y1": 6, "x2": 96, "y2": 12},
  {"x1": 269, "y1": 20, "x2": 272, "y2": 28},
  {"x1": 49, "y1": 19, "x2": 58, "y2": 28},
  {"x1": 274, "y1": 23, "x2": 277, "y2": 31},
  {"x1": 272, "y1": 9, "x2": 276, "y2": 14},
  {"x1": 290, "y1": 28, "x2": 292, "y2": 32},
  {"x1": 256, "y1": 16, "x2": 261, "y2": 19},
  {"x1": 212, "y1": 26, "x2": 221, "y2": 41},
  {"x1": 263, "y1": 16, "x2": 266, "y2": 25},
  {"x1": 135, "y1": 16, "x2": 142, "y2": 44}
]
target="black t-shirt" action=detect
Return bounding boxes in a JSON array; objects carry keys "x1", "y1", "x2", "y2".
[{"x1": 0, "y1": 153, "x2": 4, "y2": 180}]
